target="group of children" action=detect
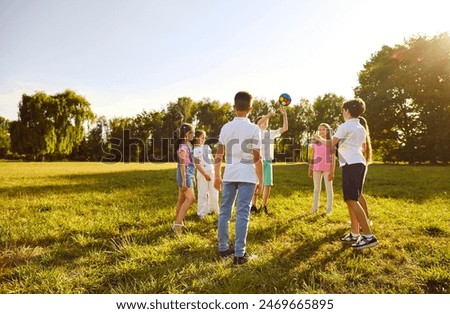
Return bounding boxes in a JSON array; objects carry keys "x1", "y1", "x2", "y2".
[
  {"x1": 172, "y1": 92, "x2": 378, "y2": 266},
  {"x1": 172, "y1": 125, "x2": 217, "y2": 233}
]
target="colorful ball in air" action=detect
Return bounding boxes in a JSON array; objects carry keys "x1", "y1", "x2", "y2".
[{"x1": 279, "y1": 93, "x2": 291, "y2": 106}]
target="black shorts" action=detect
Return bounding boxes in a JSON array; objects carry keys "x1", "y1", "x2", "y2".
[{"x1": 342, "y1": 163, "x2": 366, "y2": 201}]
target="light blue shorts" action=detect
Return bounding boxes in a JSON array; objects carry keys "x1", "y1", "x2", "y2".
[{"x1": 176, "y1": 164, "x2": 195, "y2": 188}]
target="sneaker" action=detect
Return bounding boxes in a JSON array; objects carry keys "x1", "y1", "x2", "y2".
[
  {"x1": 340, "y1": 233, "x2": 359, "y2": 242},
  {"x1": 352, "y1": 235, "x2": 379, "y2": 250},
  {"x1": 171, "y1": 223, "x2": 183, "y2": 236},
  {"x1": 250, "y1": 205, "x2": 259, "y2": 213},
  {"x1": 218, "y1": 247, "x2": 234, "y2": 258},
  {"x1": 233, "y1": 253, "x2": 249, "y2": 266},
  {"x1": 261, "y1": 205, "x2": 271, "y2": 215}
]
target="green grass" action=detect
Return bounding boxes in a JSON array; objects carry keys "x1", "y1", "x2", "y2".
[{"x1": 0, "y1": 161, "x2": 449, "y2": 294}]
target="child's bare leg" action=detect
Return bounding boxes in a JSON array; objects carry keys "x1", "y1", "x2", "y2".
[
  {"x1": 359, "y1": 194, "x2": 369, "y2": 219},
  {"x1": 252, "y1": 193, "x2": 258, "y2": 206},
  {"x1": 175, "y1": 188, "x2": 195, "y2": 224},
  {"x1": 175, "y1": 190, "x2": 185, "y2": 220},
  {"x1": 348, "y1": 208, "x2": 359, "y2": 234},
  {"x1": 346, "y1": 199, "x2": 371, "y2": 235},
  {"x1": 261, "y1": 186, "x2": 271, "y2": 207}
]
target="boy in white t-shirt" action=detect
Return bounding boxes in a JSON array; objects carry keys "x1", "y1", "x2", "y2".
[
  {"x1": 193, "y1": 130, "x2": 219, "y2": 217},
  {"x1": 313, "y1": 98, "x2": 378, "y2": 250},
  {"x1": 251, "y1": 107, "x2": 288, "y2": 215},
  {"x1": 214, "y1": 91, "x2": 263, "y2": 266}
]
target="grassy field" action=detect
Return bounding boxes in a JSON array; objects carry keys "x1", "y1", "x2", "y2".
[{"x1": 0, "y1": 161, "x2": 449, "y2": 294}]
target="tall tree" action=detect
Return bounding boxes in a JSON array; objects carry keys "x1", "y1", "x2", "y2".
[
  {"x1": 312, "y1": 93, "x2": 345, "y2": 132},
  {"x1": 134, "y1": 111, "x2": 154, "y2": 161},
  {"x1": 107, "y1": 117, "x2": 137, "y2": 162},
  {"x1": 166, "y1": 97, "x2": 196, "y2": 124},
  {"x1": 146, "y1": 111, "x2": 166, "y2": 162},
  {"x1": 195, "y1": 98, "x2": 232, "y2": 139},
  {"x1": 10, "y1": 92, "x2": 58, "y2": 160},
  {"x1": 0, "y1": 116, "x2": 11, "y2": 158},
  {"x1": 85, "y1": 115, "x2": 108, "y2": 161},
  {"x1": 10, "y1": 90, "x2": 94, "y2": 160},
  {"x1": 52, "y1": 90, "x2": 95, "y2": 156},
  {"x1": 355, "y1": 33, "x2": 450, "y2": 164},
  {"x1": 283, "y1": 98, "x2": 314, "y2": 161},
  {"x1": 248, "y1": 98, "x2": 271, "y2": 123},
  {"x1": 403, "y1": 34, "x2": 450, "y2": 164},
  {"x1": 355, "y1": 45, "x2": 404, "y2": 161}
]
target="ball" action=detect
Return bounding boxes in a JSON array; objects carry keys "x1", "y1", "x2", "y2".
[{"x1": 279, "y1": 93, "x2": 291, "y2": 106}]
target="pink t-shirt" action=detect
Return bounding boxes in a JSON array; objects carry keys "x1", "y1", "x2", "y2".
[
  {"x1": 311, "y1": 142, "x2": 333, "y2": 172},
  {"x1": 178, "y1": 144, "x2": 192, "y2": 166}
]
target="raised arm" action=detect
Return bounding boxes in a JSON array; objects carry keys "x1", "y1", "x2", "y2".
[
  {"x1": 257, "y1": 111, "x2": 275, "y2": 128},
  {"x1": 279, "y1": 107, "x2": 288, "y2": 134}
]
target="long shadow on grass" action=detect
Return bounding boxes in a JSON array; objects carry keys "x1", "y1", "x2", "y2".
[
  {"x1": 270, "y1": 163, "x2": 449, "y2": 203},
  {"x1": 1, "y1": 167, "x2": 178, "y2": 247},
  {"x1": 0, "y1": 229, "x2": 116, "y2": 288},
  {"x1": 190, "y1": 228, "x2": 349, "y2": 294},
  {"x1": 3, "y1": 163, "x2": 449, "y2": 292},
  {"x1": 0, "y1": 168, "x2": 177, "y2": 198},
  {"x1": 0, "y1": 227, "x2": 176, "y2": 293},
  {"x1": 2, "y1": 163, "x2": 446, "y2": 204},
  {"x1": 95, "y1": 237, "x2": 218, "y2": 293},
  {"x1": 269, "y1": 229, "x2": 348, "y2": 293}
]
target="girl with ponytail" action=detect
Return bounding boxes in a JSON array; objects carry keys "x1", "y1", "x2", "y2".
[{"x1": 172, "y1": 123, "x2": 195, "y2": 235}]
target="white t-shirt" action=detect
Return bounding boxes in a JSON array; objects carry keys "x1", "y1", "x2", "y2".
[
  {"x1": 193, "y1": 145, "x2": 214, "y2": 172},
  {"x1": 260, "y1": 129, "x2": 282, "y2": 161},
  {"x1": 218, "y1": 117, "x2": 261, "y2": 183},
  {"x1": 334, "y1": 118, "x2": 366, "y2": 167}
]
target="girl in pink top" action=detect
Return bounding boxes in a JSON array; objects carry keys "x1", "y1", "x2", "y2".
[
  {"x1": 308, "y1": 123, "x2": 336, "y2": 215},
  {"x1": 172, "y1": 123, "x2": 196, "y2": 235}
]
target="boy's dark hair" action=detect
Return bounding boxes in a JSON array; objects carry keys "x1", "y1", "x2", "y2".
[
  {"x1": 234, "y1": 91, "x2": 253, "y2": 111},
  {"x1": 342, "y1": 98, "x2": 366, "y2": 118}
]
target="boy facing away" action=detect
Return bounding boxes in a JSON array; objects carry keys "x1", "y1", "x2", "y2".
[
  {"x1": 314, "y1": 98, "x2": 378, "y2": 250},
  {"x1": 214, "y1": 91, "x2": 263, "y2": 265}
]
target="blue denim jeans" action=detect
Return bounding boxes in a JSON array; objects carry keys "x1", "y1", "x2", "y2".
[{"x1": 218, "y1": 181, "x2": 256, "y2": 257}]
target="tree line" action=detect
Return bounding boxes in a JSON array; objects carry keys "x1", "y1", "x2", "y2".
[{"x1": 0, "y1": 33, "x2": 448, "y2": 164}]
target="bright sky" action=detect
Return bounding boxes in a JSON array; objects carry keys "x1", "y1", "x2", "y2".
[{"x1": 0, "y1": 0, "x2": 448, "y2": 120}]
